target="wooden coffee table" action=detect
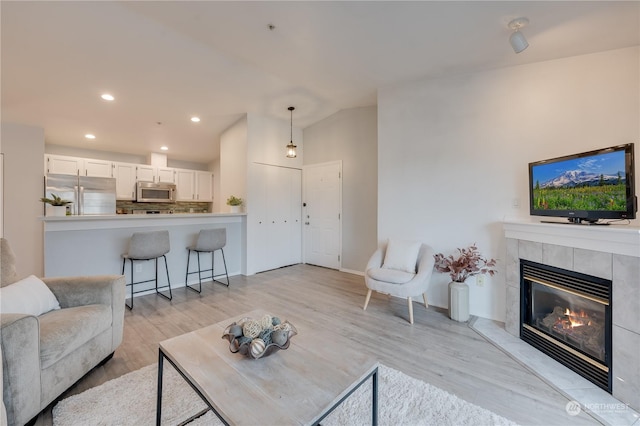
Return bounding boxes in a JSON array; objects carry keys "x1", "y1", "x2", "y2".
[{"x1": 156, "y1": 310, "x2": 379, "y2": 425}]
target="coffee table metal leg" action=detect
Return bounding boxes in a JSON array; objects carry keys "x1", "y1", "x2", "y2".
[
  {"x1": 156, "y1": 350, "x2": 164, "y2": 426},
  {"x1": 372, "y1": 367, "x2": 378, "y2": 426}
]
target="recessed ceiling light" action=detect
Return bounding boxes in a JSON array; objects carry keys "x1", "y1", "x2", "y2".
[
  {"x1": 160, "y1": 146, "x2": 169, "y2": 151},
  {"x1": 101, "y1": 94, "x2": 114, "y2": 101},
  {"x1": 85, "y1": 134, "x2": 96, "y2": 140},
  {"x1": 191, "y1": 116, "x2": 200, "y2": 123}
]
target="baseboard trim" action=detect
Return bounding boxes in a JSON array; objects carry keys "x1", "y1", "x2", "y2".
[{"x1": 340, "y1": 268, "x2": 364, "y2": 276}]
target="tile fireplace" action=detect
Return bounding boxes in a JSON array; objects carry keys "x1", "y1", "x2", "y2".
[{"x1": 504, "y1": 220, "x2": 640, "y2": 412}]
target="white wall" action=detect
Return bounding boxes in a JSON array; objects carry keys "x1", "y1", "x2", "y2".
[
  {"x1": 303, "y1": 106, "x2": 378, "y2": 272},
  {"x1": 219, "y1": 116, "x2": 248, "y2": 213},
  {"x1": 1, "y1": 123, "x2": 46, "y2": 277},
  {"x1": 378, "y1": 47, "x2": 640, "y2": 321},
  {"x1": 247, "y1": 113, "x2": 303, "y2": 168}
]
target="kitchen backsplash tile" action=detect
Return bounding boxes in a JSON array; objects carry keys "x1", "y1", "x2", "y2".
[{"x1": 116, "y1": 201, "x2": 210, "y2": 214}]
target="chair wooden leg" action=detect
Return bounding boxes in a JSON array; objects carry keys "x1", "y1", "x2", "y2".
[
  {"x1": 407, "y1": 297, "x2": 414, "y2": 324},
  {"x1": 363, "y1": 289, "x2": 372, "y2": 310},
  {"x1": 423, "y1": 293, "x2": 429, "y2": 308}
]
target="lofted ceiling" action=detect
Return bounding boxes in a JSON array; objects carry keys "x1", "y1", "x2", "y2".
[{"x1": 2, "y1": 1, "x2": 638, "y2": 164}]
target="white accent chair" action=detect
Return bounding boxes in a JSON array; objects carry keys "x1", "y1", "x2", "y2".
[{"x1": 363, "y1": 241, "x2": 435, "y2": 324}]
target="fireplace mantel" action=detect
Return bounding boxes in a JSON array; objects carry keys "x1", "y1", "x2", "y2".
[{"x1": 503, "y1": 220, "x2": 640, "y2": 258}]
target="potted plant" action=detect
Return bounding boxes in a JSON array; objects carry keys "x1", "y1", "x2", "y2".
[
  {"x1": 40, "y1": 193, "x2": 72, "y2": 217},
  {"x1": 433, "y1": 244, "x2": 497, "y2": 322},
  {"x1": 226, "y1": 195, "x2": 243, "y2": 213}
]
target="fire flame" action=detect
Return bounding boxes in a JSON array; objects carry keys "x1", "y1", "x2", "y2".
[{"x1": 560, "y1": 308, "x2": 589, "y2": 328}]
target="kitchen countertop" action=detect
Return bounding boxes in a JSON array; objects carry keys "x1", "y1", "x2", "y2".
[
  {"x1": 42, "y1": 212, "x2": 247, "y2": 232},
  {"x1": 42, "y1": 212, "x2": 246, "y2": 221}
]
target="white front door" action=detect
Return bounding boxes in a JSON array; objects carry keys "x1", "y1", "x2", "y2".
[{"x1": 303, "y1": 161, "x2": 342, "y2": 269}]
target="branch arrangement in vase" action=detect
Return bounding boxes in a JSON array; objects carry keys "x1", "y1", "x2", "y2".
[
  {"x1": 433, "y1": 244, "x2": 497, "y2": 283},
  {"x1": 40, "y1": 193, "x2": 72, "y2": 206}
]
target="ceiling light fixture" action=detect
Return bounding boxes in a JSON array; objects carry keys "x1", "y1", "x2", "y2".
[
  {"x1": 84, "y1": 134, "x2": 96, "y2": 140},
  {"x1": 191, "y1": 116, "x2": 200, "y2": 123},
  {"x1": 508, "y1": 17, "x2": 529, "y2": 54},
  {"x1": 286, "y1": 106, "x2": 297, "y2": 158},
  {"x1": 160, "y1": 146, "x2": 169, "y2": 151},
  {"x1": 101, "y1": 94, "x2": 114, "y2": 101}
]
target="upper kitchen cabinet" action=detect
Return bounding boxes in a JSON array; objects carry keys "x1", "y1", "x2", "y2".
[
  {"x1": 135, "y1": 165, "x2": 174, "y2": 183},
  {"x1": 136, "y1": 165, "x2": 155, "y2": 182},
  {"x1": 175, "y1": 169, "x2": 195, "y2": 201},
  {"x1": 175, "y1": 170, "x2": 213, "y2": 201},
  {"x1": 45, "y1": 155, "x2": 112, "y2": 177},
  {"x1": 83, "y1": 158, "x2": 113, "y2": 178},
  {"x1": 157, "y1": 168, "x2": 175, "y2": 183},
  {"x1": 196, "y1": 171, "x2": 213, "y2": 202},
  {"x1": 113, "y1": 162, "x2": 137, "y2": 200},
  {"x1": 45, "y1": 155, "x2": 83, "y2": 175}
]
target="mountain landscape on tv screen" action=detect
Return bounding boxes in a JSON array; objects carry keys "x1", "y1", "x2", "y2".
[{"x1": 540, "y1": 170, "x2": 626, "y2": 189}]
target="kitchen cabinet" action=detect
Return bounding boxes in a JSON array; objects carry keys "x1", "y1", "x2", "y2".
[
  {"x1": 136, "y1": 165, "x2": 155, "y2": 182},
  {"x1": 176, "y1": 170, "x2": 213, "y2": 201},
  {"x1": 195, "y1": 171, "x2": 213, "y2": 201},
  {"x1": 83, "y1": 159, "x2": 112, "y2": 177},
  {"x1": 113, "y1": 162, "x2": 137, "y2": 200},
  {"x1": 45, "y1": 155, "x2": 112, "y2": 177},
  {"x1": 175, "y1": 169, "x2": 196, "y2": 201},
  {"x1": 157, "y1": 168, "x2": 175, "y2": 183},
  {"x1": 45, "y1": 155, "x2": 83, "y2": 175}
]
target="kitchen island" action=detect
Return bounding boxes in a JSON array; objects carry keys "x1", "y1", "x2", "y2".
[{"x1": 43, "y1": 213, "x2": 246, "y2": 296}]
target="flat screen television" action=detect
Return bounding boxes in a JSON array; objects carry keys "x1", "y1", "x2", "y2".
[{"x1": 529, "y1": 143, "x2": 636, "y2": 224}]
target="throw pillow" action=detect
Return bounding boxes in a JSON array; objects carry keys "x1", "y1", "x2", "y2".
[
  {"x1": 0, "y1": 275, "x2": 61, "y2": 316},
  {"x1": 382, "y1": 239, "x2": 422, "y2": 273}
]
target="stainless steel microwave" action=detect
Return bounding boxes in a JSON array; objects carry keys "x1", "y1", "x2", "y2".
[{"x1": 136, "y1": 181, "x2": 176, "y2": 203}]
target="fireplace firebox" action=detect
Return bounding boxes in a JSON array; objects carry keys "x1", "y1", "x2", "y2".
[{"x1": 520, "y1": 260, "x2": 612, "y2": 392}]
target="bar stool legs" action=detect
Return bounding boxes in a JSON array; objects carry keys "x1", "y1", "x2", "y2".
[
  {"x1": 122, "y1": 256, "x2": 173, "y2": 310},
  {"x1": 185, "y1": 247, "x2": 230, "y2": 294}
]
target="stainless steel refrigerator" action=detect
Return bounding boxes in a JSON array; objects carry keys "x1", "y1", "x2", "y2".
[{"x1": 45, "y1": 174, "x2": 116, "y2": 215}]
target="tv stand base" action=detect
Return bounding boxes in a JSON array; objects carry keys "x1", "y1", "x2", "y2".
[{"x1": 540, "y1": 219, "x2": 610, "y2": 226}]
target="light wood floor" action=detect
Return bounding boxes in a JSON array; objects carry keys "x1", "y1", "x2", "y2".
[{"x1": 36, "y1": 264, "x2": 598, "y2": 425}]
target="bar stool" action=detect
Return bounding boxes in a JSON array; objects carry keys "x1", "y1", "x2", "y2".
[
  {"x1": 185, "y1": 228, "x2": 230, "y2": 293},
  {"x1": 122, "y1": 230, "x2": 172, "y2": 309}
]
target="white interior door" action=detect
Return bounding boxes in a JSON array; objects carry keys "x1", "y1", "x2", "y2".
[{"x1": 303, "y1": 161, "x2": 342, "y2": 269}]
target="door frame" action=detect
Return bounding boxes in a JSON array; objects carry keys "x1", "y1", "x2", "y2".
[{"x1": 302, "y1": 160, "x2": 343, "y2": 269}]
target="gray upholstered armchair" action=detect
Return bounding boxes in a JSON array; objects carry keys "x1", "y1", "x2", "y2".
[
  {"x1": 363, "y1": 240, "x2": 435, "y2": 324},
  {"x1": 0, "y1": 238, "x2": 125, "y2": 426}
]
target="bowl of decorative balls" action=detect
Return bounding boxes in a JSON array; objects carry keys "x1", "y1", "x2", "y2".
[{"x1": 221, "y1": 314, "x2": 297, "y2": 360}]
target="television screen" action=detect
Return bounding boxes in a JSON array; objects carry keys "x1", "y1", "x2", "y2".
[{"x1": 529, "y1": 144, "x2": 636, "y2": 224}]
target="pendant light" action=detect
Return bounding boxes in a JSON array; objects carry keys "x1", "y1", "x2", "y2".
[{"x1": 286, "y1": 106, "x2": 297, "y2": 158}]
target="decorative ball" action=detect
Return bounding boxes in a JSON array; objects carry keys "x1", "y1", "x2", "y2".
[
  {"x1": 237, "y1": 336, "x2": 252, "y2": 346},
  {"x1": 260, "y1": 314, "x2": 273, "y2": 330},
  {"x1": 250, "y1": 338, "x2": 266, "y2": 357},
  {"x1": 243, "y1": 320, "x2": 262, "y2": 338},
  {"x1": 228, "y1": 324, "x2": 243, "y2": 338},
  {"x1": 271, "y1": 329, "x2": 288, "y2": 346},
  {"x1": 259, "y1": 329, "x2": 273, "y2": 345},
  {"x1": 271, "y1": 317, "x2": 281, "y2": 326}
]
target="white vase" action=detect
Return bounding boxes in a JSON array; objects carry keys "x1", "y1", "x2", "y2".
[
  {"x1": 46, "y1": 205, "x2": 67, "y2": 217},
  {"x1": 229, "y1": 205, "x2": 241, "y2": 213},
  {"x1": 448, "y1": 281, "x2": 470, "y2": 322}
]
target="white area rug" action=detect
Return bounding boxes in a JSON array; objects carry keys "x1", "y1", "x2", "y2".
[{"x1": 53, "y1": 363, "x2": 517, "y2": 426}]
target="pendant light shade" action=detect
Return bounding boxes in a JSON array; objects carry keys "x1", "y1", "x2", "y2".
[{"x1": 286, "y1": 106, "x2": 297, "y2": 158}]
